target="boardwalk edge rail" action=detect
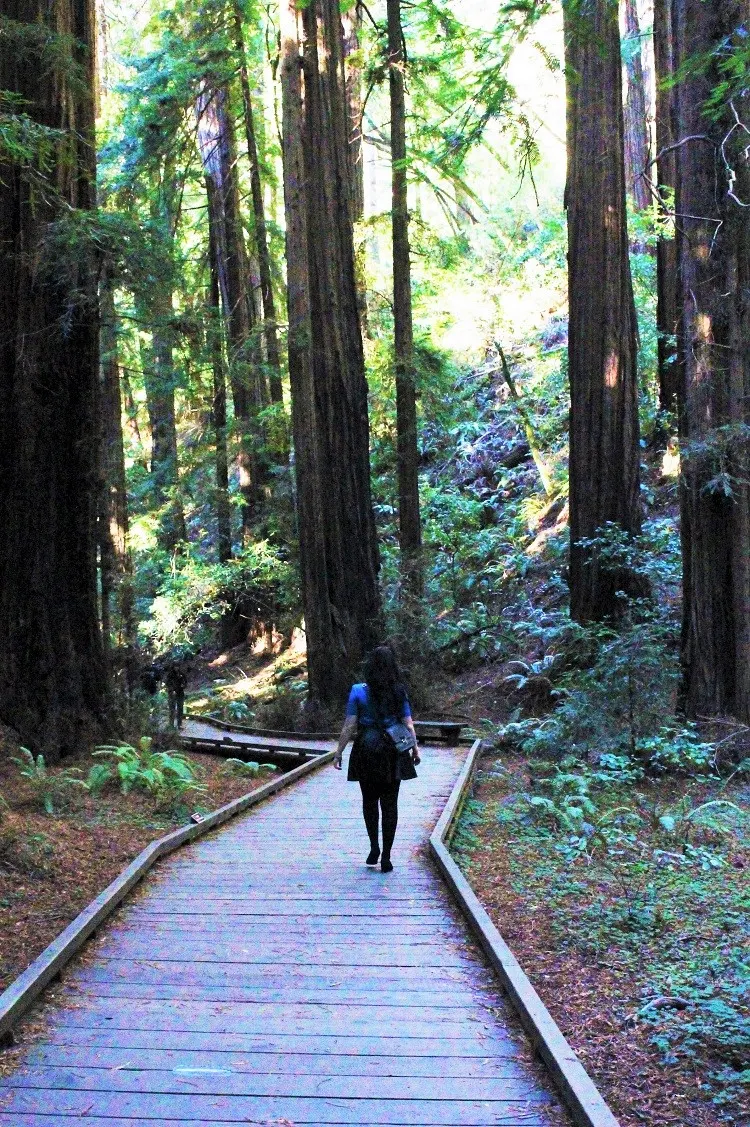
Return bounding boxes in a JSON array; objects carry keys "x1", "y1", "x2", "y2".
[
  {"x1": 430, "y1": 739, "x2": 621, "y2": 1127},
  {"x1": 0, "y1": 747, "x2": 335, "y2": 1045}
]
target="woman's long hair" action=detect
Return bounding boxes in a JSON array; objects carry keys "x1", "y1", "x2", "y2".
[{"x1": 363, "y1": 644, "x2": 405, "y2": 717}]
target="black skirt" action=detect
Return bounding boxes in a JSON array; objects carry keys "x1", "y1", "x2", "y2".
[{"x1": 347, "y1": 728, "x2": 416, "y2": 784}]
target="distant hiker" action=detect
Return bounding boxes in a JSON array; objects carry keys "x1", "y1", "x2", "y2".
[
  {"x1": 140, "y1": 662, "x2": 162, "y2": 696},
  {"x1": 333, "y1": 644, "x2": 420, "y2": 873},
  {"x1": 163, "y1": 662, "x2": 187, "y2": 729}
]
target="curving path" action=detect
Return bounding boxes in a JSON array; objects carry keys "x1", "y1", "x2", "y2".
[{"x1": 0, "y1": 746, "x2": 570, "y2": 1126}]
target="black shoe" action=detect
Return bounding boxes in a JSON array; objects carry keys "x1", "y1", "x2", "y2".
[
  {"x1": 366, "y1": 847, "x2": 380, "y2": 865},
  {"x1": 380, "y1": 857, "x2": 393, "y2": 873}
]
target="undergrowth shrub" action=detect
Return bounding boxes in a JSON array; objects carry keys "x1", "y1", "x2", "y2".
[
  {"x1": 220, "y1": 759, "x2": 277, "y2": 778},
  {"x1": 87, "y1": 739, "x2": 204, "y2": 811},
  {"x1": 11, "y1": 749, "x2": 84, "y2": 815},
  {"x1": 142, "y1": 545, "x2": 298, "y2": 654}
]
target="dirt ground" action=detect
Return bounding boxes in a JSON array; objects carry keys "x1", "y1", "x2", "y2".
[{"x1": 0, "y1": 736, "x2": 277, "y2": 997}]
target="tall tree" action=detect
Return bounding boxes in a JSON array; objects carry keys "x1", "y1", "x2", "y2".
[
  {"x1": 622, "y1": 0, "x2": 651, "y2": 210},
  {"x1": 652, "y1": 0, "x2": 679, "y2": 411},
  {"x1": 673, "y1": 0, "x2": 750, "y2": 722},
  {"x1": 197, "y1": 83, "x2": 267, "y2": 541},
  {"x1": 387, "y1": 0, "x2": 423, "y2": 608},
  {"x1": 564, "y1": 0, "x2": 642, "y2": 623},
  {"x1": 280, "y1": 0, "x2": 381, "y2": 706},
  {"x1": 141, "y1": 287, "x2": 187, "y2": 550},
  {"x1": 0, "y1": 0, "x2": 106, "y2": 756},
  {"x1": 342, "y1": 1, "x2": 365, "y2": 221},
  {"x1": 207, "y1": 231, "x2": 233, "y2": 564},
  {"x1": 231, "y1": 0, "x2": 284, "y2": 405},
  {"x1": 100, "y1": 274, "x2": 136, "y2": 652}
]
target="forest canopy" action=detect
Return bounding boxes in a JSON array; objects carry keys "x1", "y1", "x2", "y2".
[{"x1": 0, "y1": 0, "x2": 749, "y2": 758}]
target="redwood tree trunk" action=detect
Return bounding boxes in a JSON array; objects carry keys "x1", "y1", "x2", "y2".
[
  {"x1": 342, "y1": 2, "x2": 365, "y2": 221},
  {"x1": 343, "y1": 2, "x2": 368, "y2": 330},
  {"x1": 197, "y1": 84, "x2": 267, "y2": 541},
  {"x1": 232, "y1": 0, "x2": 284, "y2": 406},
  {"x1": 622, "y1": 0, "x2": 651, "y2": 210},
  {"x1": 652, "y1": 0, "x2": 679, "y2": 411},
  {"x1": 279, "y1": 0, "x2": 338, "y2": 699},
  {"x1": 281, "y1": 0, "x2": 381, "y2": 706},
  {"x1": 387, "y1": 0, "x2": 423, "y2": 607},
  {"x1": 100, "y1": 276, "x2": 136, "y2": 651},
  {"x1": 142, "y1": 288, "x2": 186, "y2": 550},
  {"x1": 674, "y1": 0, "x2": 750, "y2": 722},
  {"x1": 0, "y1": 0, "x2": 106, "y2": 757},
  {"x1": 207, "y1": 228, "x2": 233, "y2": 564},
  {"x1": 564, "y1": 0, "x2": 642, "y2": 622}
]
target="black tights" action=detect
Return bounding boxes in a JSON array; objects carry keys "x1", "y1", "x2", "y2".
[{"x1": 359, "y1": 780, "x2": 401, "y2": 860}]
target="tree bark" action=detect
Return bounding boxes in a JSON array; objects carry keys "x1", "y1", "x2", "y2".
[
  {"x1": 207, "y1": 226, "x2": 233, "y2": 564},
  {"x1": 622, "y1": 0, "x2": 651, "y2": 211},
  {"x1": 0, "y1": 0, "x2": 106, "y2": 757},
  {"x1": 142, "y1": 287, "x2": 186, "y2": 550},
  {"x1": 342, "y1": 2, "x2": 365, "y2": 222},
  {"x1": 564, "y1": 0, "x2": 643, "y2": 623},
  {"x1": 197, "y1": 83, "x2": 267, "y2": 541},
  {"x1": 652, "y1": 0, "x2": 679, "y2": 411},
  {"x1": 279, "y1": 0, "x2": 338, "y2": 700},
  {"x1": 673, "y1": 0, "x2": 750, "y2": 722},
  {"x1": 232, "y1": 0, "x2": 284, "y2": 406},
  {"x1": 387, "y1": 0, "x2": 423, "y2": 608},
  {"x1": 100, "y1": 275, "x2": 136, "y2": 652},
  {"x1": 281, "y1": 0, "x2": 381, "y2": 706},
  {"x1": 343, "y1": 1, "x2": 368, "y2": 332}
]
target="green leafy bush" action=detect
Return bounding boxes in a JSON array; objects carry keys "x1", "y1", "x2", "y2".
[
  {"x1": 11, "y1": 748, "x2": 83, "y2": 815},
  {"x1": 88, "y1": 739, "x2": 204, "y2": 809},
  {"x1": 220, "y1": 759, "x2": 277, "y2": 778},
  {"x1": 141, "y1": 545, "x2": 298, "y2": 654}
]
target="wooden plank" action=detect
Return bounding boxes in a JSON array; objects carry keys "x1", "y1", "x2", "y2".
[
  {"x1": 40, "y1": 1026, "x2": 522, "y2": 1058},
  {"x1": 0, "y1": 1089, "x2": 554, "y2": 1125},
  {"x1": 49, "y1": 1000, "x2": 499, "y2": 1039},
  {"x1": 0, "y1": 1115, "x2": 550, "y2": 1127},
  {"x1": 73, "y1": 959, "x2": 492, "y2": 991},
  {"x1": 4, "y1": 1065, "x2": 551, "y2": 1102},
  {"x1": 87, "y1": 941, "x2": 483, "y2": 969},
  {"x1": 63, "y1": 981, "x2": 489, "y2": 1008},
  {"x1": 123, "y1": 902, "x2": 446, "y2": 917},
  {"x1": 24, "y1": 1044, "x2": 530, "y2": 1079}
]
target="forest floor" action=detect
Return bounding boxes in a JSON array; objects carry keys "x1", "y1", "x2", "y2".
[
  {"x1": 0, "y1": 727, "x2": 280, "y2": 1000},
  {"x1": 444, "y1": 673, "x2": 748, "y2": 1127}
]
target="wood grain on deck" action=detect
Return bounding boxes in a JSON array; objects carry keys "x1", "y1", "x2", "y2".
[{"x1": 1, "y1": 746, "x2": 569, "y2": 1126}]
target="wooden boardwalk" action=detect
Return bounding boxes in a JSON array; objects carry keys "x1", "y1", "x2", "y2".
[
  {"x1": 0, "y1": 746, "x2": 569, "y2": 1126},
  {"x1": 181, "y1": 718, "x2": 335, "y2": 755}
]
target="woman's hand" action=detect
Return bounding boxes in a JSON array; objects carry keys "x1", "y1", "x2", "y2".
[
  {"x1": 333, "y1": 715, "x2": 356, "y2": 772},
  {"x1": 412, "y1": 747, "x2": 420, "y2": 765}
]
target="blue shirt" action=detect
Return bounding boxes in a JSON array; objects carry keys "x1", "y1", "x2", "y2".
[{"x1": 345, "y1": 683, "x2": 411, "y2": 727}]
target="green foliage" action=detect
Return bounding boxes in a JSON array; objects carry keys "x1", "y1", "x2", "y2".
[
  {"x1": 90, "y1": 738, "x2": 204, "y2": 809},
  {"x1": 10, "y1": 749, "x2": 83, "y2": 815},
  {"x1": 226, "y1": 700, "x2": 254, "y2": 724},
  {"x1": 643, "y1": 958, "x2": 750, "y2": 1109},
  {"x1": 0, "y1": 91, "x2": 63, "y2": 170},
  {"x1": 141, "y1": 545, "x2": 298, "y2": 653},
  {"x1": 220, "y1": 758, "x2": 277, "y2": 777},
  {"x1": 462, "y1": 754, "x2": 749, "y2": 1109}
]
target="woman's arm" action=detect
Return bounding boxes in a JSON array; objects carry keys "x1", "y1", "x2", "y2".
[{"x1": 333, "y1": 715, "x2": 357, "y2": 770}]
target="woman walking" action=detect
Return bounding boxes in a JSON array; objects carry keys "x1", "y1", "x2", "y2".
[{"x1": 333, "y1": 645, "x2": 420, "y2": 872}]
